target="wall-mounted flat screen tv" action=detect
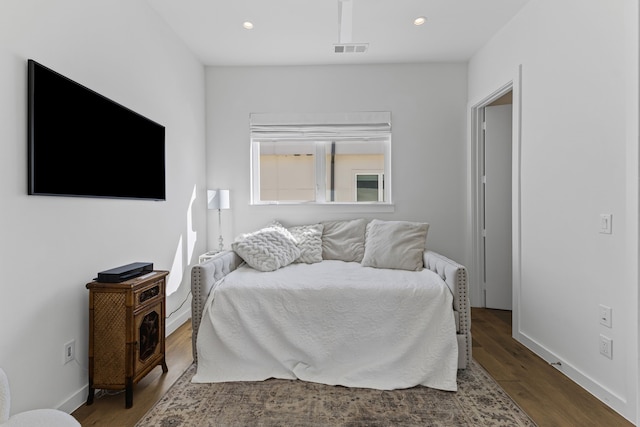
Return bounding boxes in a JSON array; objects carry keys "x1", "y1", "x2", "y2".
[{"x1": 28, "y1": 59, "x2": 166, "y2": 201}]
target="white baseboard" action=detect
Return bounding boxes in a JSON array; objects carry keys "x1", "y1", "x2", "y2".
[
  {"x1": 58, "y1": 385, "x2": 89, "y2": 414},
  {"x1": 58, "y1": 309, "x2": 191, "y2": 415},
  {"x1": 515, "y1": 330, "x2": 632, "y2": 423}
]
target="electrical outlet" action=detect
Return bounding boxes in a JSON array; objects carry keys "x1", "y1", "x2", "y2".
[
  {"x1": 599, "y1": 304, "x2": 612, "y2": 328},
  {"x1": 63, "y1": 340, "x2": 75, "y2": 364},
  {"x1": 599, "y1": 335, "x2": 612, "y2": 359}
]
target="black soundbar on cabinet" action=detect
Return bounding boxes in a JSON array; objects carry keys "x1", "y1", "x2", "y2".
[{"x1": 96, "y1": 262, "x2": 154, "y2": 283}]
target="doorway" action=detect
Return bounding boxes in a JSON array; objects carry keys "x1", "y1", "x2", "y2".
[{"x1": 469, "y1": 72, "x2": 522, "y2": 333}]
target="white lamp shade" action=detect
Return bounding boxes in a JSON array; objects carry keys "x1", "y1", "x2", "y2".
[{"x1": 208, "y1": 189, "x2": 230, "y2": 210}]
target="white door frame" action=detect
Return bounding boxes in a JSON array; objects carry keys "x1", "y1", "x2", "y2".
[{"x1": 468, "y1": 65, "x2": 523, "y2": 339}]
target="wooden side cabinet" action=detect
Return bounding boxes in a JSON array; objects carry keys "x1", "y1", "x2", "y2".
[{"x1": 86, "y1": 271, "x2": 169, "y2": 408}]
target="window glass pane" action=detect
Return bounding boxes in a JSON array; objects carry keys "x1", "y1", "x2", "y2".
[
  {"x1": 259, "y1": 141, "x2": 315, "y2": 202},
  {"x1": 325, "y1": 140, "x2": 385, "y2": 203}
]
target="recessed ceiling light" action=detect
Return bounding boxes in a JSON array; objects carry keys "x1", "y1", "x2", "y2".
[
  {"x1": 414, "y1": 16, "x2": 427, "y2": 26},
  {"x1": 243, "y1": 21, "x2": 254, "y2": 30}
]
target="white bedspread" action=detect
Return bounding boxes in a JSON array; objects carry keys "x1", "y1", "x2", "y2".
[{"x1": 193, "y1": 260, "x2": 458, "y2": 391}]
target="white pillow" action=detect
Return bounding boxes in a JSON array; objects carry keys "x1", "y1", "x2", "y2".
[
  {"x1": 361, "y1": 219, "x2": 429, "y2": 271},
  {"x1": 288, "y1": 223, "x2": 324, "y2": 264},
  {"x1": 232, "y1": 224, "x2": 300, "y2": 272},
  {"x1": 321, "y1": 218, "x2": 369, "y2": 263}
]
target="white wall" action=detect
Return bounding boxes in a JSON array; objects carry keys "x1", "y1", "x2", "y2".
[
  {"x1": 468, "y1": 0, "x2": 638, "y2": 421},
  {"x1": 205, "y1": 64, "x2": 468, "y2": 261},
  {"x1": 0, "y1": 0, "x2": 206, "y2": 414}
]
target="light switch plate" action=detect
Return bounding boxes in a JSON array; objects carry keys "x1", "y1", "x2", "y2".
[{"x1": 599, "y1": 214, "x2": 612, "y2": 234}]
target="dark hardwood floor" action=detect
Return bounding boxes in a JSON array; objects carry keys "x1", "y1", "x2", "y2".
[
  {"x1": 71, "y1": 321, "x2": 193, "y2": 426},
  {"x1": 71, "y1": 310, "x2": 634, "y2": 426},
  {"x1": 472, "y1": 308, "x2": 633, "y2": 426}
]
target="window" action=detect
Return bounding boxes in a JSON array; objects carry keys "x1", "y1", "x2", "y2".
[{"x1": 250, "y1": 112, "x2": 391, "y2": 205}]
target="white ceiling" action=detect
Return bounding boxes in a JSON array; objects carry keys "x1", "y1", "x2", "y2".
[{"x1": 146, "y1": 0, "x2": 530, "y2": 66}]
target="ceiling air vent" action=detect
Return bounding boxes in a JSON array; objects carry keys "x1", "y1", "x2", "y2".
[
  {"x1": 334, "y1": 0, "x2": 368, "y2": 54},
  {"x1": 334, "y1": 43, "x2": 369, "y2": 54}
]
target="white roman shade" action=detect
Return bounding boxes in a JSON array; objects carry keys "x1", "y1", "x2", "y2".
[{"x1": 250, "y1": 112, "x2": 391, "y2": 140}]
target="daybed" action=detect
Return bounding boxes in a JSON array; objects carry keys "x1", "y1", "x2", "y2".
[{"x1": 190, "y1": 219, "x2": 471, "y2": 392}]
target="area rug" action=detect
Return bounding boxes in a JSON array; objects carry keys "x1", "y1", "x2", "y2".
[{"x1": 136, "y1": 360, "x2": 536, "y2": 426}]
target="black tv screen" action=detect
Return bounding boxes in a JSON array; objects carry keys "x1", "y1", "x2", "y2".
[{"x1": 28, "y1": 59, "x2": 166, "y2": 200}]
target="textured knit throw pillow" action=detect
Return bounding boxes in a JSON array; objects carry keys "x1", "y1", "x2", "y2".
[
  {"x1": 232, "y1": 224, "x2": 300, "y2": 272},
  {"x1": 288, "y1": 223, "x2": 324, "y2": 264}
]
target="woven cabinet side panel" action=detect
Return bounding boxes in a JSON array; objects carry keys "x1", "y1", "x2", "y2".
[{"x1": 93, "y1": 292, "x2": 127, "y2": 386}]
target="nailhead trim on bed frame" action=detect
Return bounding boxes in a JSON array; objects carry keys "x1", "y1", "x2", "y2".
[
  {"x1": 423, "y1": 250, "x2": 471, "y2": 369},
  {"x1": 191, "y1": 251, "x2": 244, "y2": 364}
]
